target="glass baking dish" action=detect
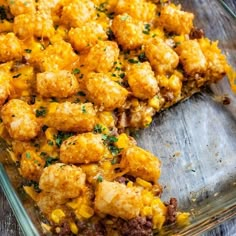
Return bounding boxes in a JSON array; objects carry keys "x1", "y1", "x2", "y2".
[{"x1": 0, "y1": 0, "x2": 236, "y2": 235}]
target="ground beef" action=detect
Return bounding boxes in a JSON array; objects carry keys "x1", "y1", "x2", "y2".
[
  {"x1": 52, "y1": 221, "x2": 73, "y2": 236},
  {"x1": 116, "y1": 216, "x2": 153, "y2": 236},
  {"x1": 165, "y1": 198, "x2": 178, "y2": 224},
  {"x1": 190, "y1": 28, "x2": 204, "y2": 39},
  {"x1": 76, "y1": 220, "x2": 107, "y2": 236}
]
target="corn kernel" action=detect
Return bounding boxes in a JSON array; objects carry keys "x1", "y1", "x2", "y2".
[
  {"x1": 48, "y1": 102, "x2": 58, "y2": 114},
  {"x1": 131, "y1": 98, "x2": 139, "y2": 107},
  {"x1": 136, "y1": 177, "x2": 152, "y2": 189},
  {"x1": 142, "y1": 190, "x2": 154, "y2": 205},
  {"x1": 23, "y1": 186, "x2": 39, "y2": 201},
  {"x1": 98, "y1": 112, "x2": 115, "y2": 128},
  {"x1": 143, "y1": 116, "x2": 152, "y2": 127},
  {"x1": 148, "y1": 96, "x2": 160, "y2": 110},
  {"x1": 176, "y1": 212, "x2": 190, "y2": 226},
  {"x1": 168, "y1": 75, "x2": 182, "y2": 92},
  {"x1": 51, "y1": 209, "x2": 65, "y2": 224},
  {"x1": 116, "y1": 133, "x2": 130, "y2": 149},
  {"x1": 174, "y1": 35, "x2": 185, "y2": 43},
  {"x1": 67, "y1": 197, "x2": 82, "y2": 210},
  {"x1": 45, "y1": 128, "x2": 57, "y2": 140},
  {"x1": 77, "y1": 205, "x2": 94, "y2": 219},
  {"x1": 141, "y1": 206, "x2": 153, "y2": 216},
  {"x1": 127, "y1": 181, "x2": 133, "y2": 188},
  {"x1": 152, "y1": 214, "x2": 165, "y2": 230},
  {"x1": 70, "y1": 222, "x2": 79, "y2": 234},
  {"x1": 152, "y1": 198, "x2": 167, "y2": 215}
]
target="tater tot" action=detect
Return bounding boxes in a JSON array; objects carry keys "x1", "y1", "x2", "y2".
[
  {"x1": 7, "y1": 0, "x2": 36, "y2": 16},
  {"x1": 39, "y1": 163, "x2": 86, "y2": 199},
  {"x1": 0, "y1": 33, "x2": 23, "y2": 63},
  {"x1": 127, "y1": 62, "x2": 159, "y2": 99},
  {"x1": 176, "y1": 40, "x2": 207, "y2": 75},
  {"x1": 95, "y1": 180, "x2": 142, "y2": 220},
  {"x1": 112, "y1": 14, "x2": 144, "y2": 50},
  {"x1": 199, "y1": 38, "x2": 228, "y2": 81},
  {"x1": 84, "y1": 41, "x2": 119, "y2": 73},
  {"x1": 86, "y1": 72, "x2": 128, "y2": 111},
  {"x1": 61, "y1": 0, "x2": 95, "y2": 28},
  {"x1": 0, "y1": 71, "x2": 12, "y2": 106},
  {"x1": 1, "y1": 99, "x2": 40, "y2": 141},
  {"x1": 120, "y1": 146, "x2": 161, "y2": 183},
  {"x1": 68, "y1": 22, "x2": 107, "y2": 52},
  {"x1": 45, "y1": 102, "x2": 96, "y2": 132},
  {"x1": 158, "y1": 5, "x2": 194, "y2": 35},
  {"x1": 20, "y1": 151, "x2": 45, "y2": 181},
  {"x1": 115, "y1": 0, "x2": 156, "y2": 22},
  {"x1": 13, "y1": 14, "x2": 35, "y2": 39},
  {"x1": 60, "y1": 133, "x2": 105, "y2": 164},
  {"x1": 145, "y1": 38, "x2": 179, "y2": 74},
  {"x1": 36, "y1": 70, "x2": 79, "y2": 98},
  {"x1": 36, "y1": 40, "x2": 79, "y2": 72},
  {"x1": 34, "y1": 12, "x2": 55, "y2": 39}
]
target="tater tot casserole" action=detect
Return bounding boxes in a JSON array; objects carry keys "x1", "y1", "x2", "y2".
[{"x1": 0, "y1": 0, "x2": 233, "y2": 235}]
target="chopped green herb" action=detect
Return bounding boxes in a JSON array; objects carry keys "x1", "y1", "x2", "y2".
[
  {"x1": 24, "y1": 49, "x2": 32, "y2": 53},
  {"x1": 29, "y1": 181, "x2": 41, "y2": 193},
  {"x1": 96, "y1": 2, "x2": 107, "y2": 13},
  {"x1": 72, "y1": 68, "x2": 80, "y2": 74},
  {"x1": 54, "y1": 131, "x2": 74, "y2": 147},
  {"x1": 128, "y1": 58, "x2": 139, "y2": 64},
  {"x1": 93, "y1": 124, "x2": 104, "y2": 134},
  {"x1": 82, "y1": 105, "x2": 87, "y2": 113},
  {"x1": 143, "y1": 23, "x2": 151, "y2": 35},
  {"x1": 108, "y1": 146, "x2": 122, "y2": 156},
  {"x1": 45, "y1": 157, "x2": 59, "y2": 167},
  {"x1": 115, "y1": 66, "x2": 121, "y2": 71},
  {"x1": 26, "y1": 152, "x2": 31, "y2": 159},
  {"x1": 97, "y1": 175, "x2": 103, "y2": 182},
  {"x1": 152, "y1": 33, "x2": 157, "y2": 38},
  {"x1": 13, "y1": 73, "x2": 21, "y2": 78},
  {"x1": 47, "y1": 140, "x2": 54, "y2": 146},
  {"x1": 119, "y1": 73, "x2": 125, "y2": 78},
  {"x1": 35, "y1": 106, "x2": 47, "y2": 117},
  {"x1": 102, "y1": 134, "x2": 118, "y2": 143},
  {"x1": 111, "y1": 157, "x2": 118, "y2": 165},
  {"x1": 77, "y1": 91, "x2": 86, "y2": 96},
  {"x1": 138, "y1": 52, "x2": 147, "y2": 62}
]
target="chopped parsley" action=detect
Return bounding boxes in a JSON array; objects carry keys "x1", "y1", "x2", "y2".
[
  {"x1": 138, "y1": 52, "x2": 147, "y2": 62},
  {"x1": 128, "y1": 58, "x2": 139, "y2": 64},
  {"x1": 82, "y1": 105, "x2": 87, "y2": 113},
  {"x1": 93, "y1": 124, "x2": 104, "y2": 134},
  {"x1": 108, "y1": 146, "x2": 123, "y2": 156},
  {"x1": 13, "y1": 73, "x2": 21, "y2": 78},
  {"x1": 143, "y1": 23, "x2": 151, "y2": 35},
  {"x1": 24, "y1": 49, "x2": 32, "y2": 53},
  {"x1": 45, "y1": 156, "x2": 59, "y2": 167},
  {"x1": 97, "y1": 175, "x2": 103, "y2": 182},
  {"x1": 119, "y1": 72, "x2": 125, "y2": 78},
  {"x1": 54, "y1": 131, "x2": 74, "y2": 147},
  {"x1": 26, "y1": 152, "x2": 31, "y2": 159},
  {"x1": 72, "y1": 68, "x2": 80, "y2": 74},
  {"x1": 35, "y1": 106, "x2": 47, "y2": 117},
  {"x1": 96, "y1": 2, "x2": 107, "y2": 13}
]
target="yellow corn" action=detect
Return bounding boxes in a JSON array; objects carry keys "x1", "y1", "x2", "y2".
[
  {"x1": 131, "y1": 98, "x2": 139, "y2": 107},
  {"x1": 141, "y1": 206, "x2": 153, "y2": 216},
  {"x1": 69, "y1": 222, "x2": 79, "y2": 234},
  {"x1": 176, "y1": 212, "x2": 190, "y2": 226},
  {"x1": 127, "y1": 181, "x2": 133, "y2": 188},
  {"x1": 23, "y1": 186, "x2": 39, "y2": 201},
  {"x1": 45, "y1": 128, "x2": 57, "y2": 140},
  {"x1": 168, "y1": 74, "x2": 182, "y2": 92},
  {"x1": 66, "y1": 197, "x2": 82, "y2": 210},
  {"x1": 51, "y1": 209, "x2": 65, "y2": 224},
  {"x1": 116, "y1": 133, "x2": 130, "y2": 149},
  {"x1": 136, "y1": 177, "x2": 152, "y2": 189},
  {"x1": 98, "y1": 112, "x2": 115, "y2": 128},
  {"x1": 143, "y1": 116, "x2": 152, "y2": 127},
  {"x1": 152, "y1": 214, "x2": 165, "y2": 230},
  {"x1": 48, "y1": 102, "x2": 58, "y2": 114},
  {"x1": 173, "y1": 35, "x2": 185, "y2": 43},
  {"x1": 152, "y1": 198, "x2": 167, "y2": 214},
  {"x1": 142, "y1": 190, "x2": 154, "y2": 205},
  {"x1": 148, "y1": 96, "x2": 160, "y2": 110},
  {"x1": 77, "y1": 205, "x2": 94, "y2": 219}
]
